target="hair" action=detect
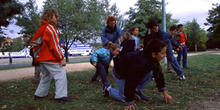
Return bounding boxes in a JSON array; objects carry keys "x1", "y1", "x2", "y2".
[
  {"x1": 145, "y1": 19, "x2": 158, "y2": 29},
  {"x1": 106, "y1": 16, "x2": 116, "y2": 24},
  {"x1": 121, "y1": 32, "x2": 133, "y2": 41},
  {"x1": 177, "y1": 24, "x2": 183, "y2": 29},
  {"x1": 40, "y1": 9, "x2": 58, "y2": 25},
  {"x1": 106, "y1": 43, "x2": 120, "y2": 51},
  {"x1": 146, "y1": 39, "x2": 167, "y2": 55},
  {"x1": 130, "y1": 26, "x2": 138, "y2": 35},
  {"x1": 169, "y1": 25, "x2": 178, "y2": 31}
]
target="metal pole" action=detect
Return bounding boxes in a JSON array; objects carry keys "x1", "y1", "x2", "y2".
[{"x1": 162, "y1": 0, "x2": 167, "y2": 64}]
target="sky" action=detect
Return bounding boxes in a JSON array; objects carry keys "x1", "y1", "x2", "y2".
[{"x1": 3, "y1": 0, "x2": 220, "y2": 38}]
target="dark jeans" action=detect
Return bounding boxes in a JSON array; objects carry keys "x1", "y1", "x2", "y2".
[
  {"x1": 91, "y1": 62, "x2": 109, "y2": 84},
  {"x1": 177, "y1": 46, "x2": 188, "y2": 67},
  {"x1": 166, "y1": 44, "x2": 184, "y2": 76}
]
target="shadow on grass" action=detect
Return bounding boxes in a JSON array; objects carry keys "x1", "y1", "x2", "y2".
[{"x1": 0, "y1": 54, "x2": 219, "y2": 109}]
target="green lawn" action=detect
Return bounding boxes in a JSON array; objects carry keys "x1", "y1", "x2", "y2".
[{"x1": 0, "y1": 54, "x2": 219, "y2": 110}]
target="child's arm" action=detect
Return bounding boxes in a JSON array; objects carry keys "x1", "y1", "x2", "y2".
[{"x1": 153, "y1": 63, "x2": 173, "y2": 103}]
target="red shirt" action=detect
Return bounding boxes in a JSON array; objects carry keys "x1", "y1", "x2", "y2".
[{"x1": 179, "y1": 33, "x2": 186, "y2": 45}]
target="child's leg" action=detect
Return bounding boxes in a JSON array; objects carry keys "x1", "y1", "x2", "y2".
[
  {"x1": 53, "y1": 64, "x2": 68, "y2": 99},
  {"x1": 35, "y1": 63, "x2": 53, "y2": 97},
  {"x1": 170, "y1": 57, "x2": 184, "y2": 76},
  {"x1": 96, "y1": 62, "x2": 108, "y2": 84},
  {"x1": 177, "y1": 49, "x2": 182, "y2": 66},
  {"x1": 91, "y1": 71, "x2": 99, "y2": 81},
  {"x1": 108, "y1": 68, "x2": 126, "y2": 102},
  {"x1": 182, "y1": 46, "x2": 188, "y2": 67},
  {"x1": 136, "y1": 71, "x2": 153, "y2": 91},
  {"x1": 34, "y1": 65, "x2": 41, "y2": 81}
]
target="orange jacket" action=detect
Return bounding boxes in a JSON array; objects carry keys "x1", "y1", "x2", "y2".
[{"x1": 35, "y1": 24, "x2": 64, "y2": 63}]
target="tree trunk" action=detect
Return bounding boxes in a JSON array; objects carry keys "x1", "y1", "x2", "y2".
[
  {"x1": 195, "y1": 44, "x2": 197, "y2": 52},
  {"x1": 65, "y1": 47, "x2": 69, "y2": 62}
]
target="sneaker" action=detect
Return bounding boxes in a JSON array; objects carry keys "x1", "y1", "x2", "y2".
[
  {"x1": 91, "y1": 79, "x2": 101, "y2": 82},
  {"x1": 33, "y1": 95, "x2": 46, "y2": 100},
  {"x1": 102, "y1": 83, "x2": 110, "y2": 97},
  {"x1": 179, "y1": 75, "x2": 186, "y2": 81},
  {"x1": 166, "y1": 70, "x2": 175, "y2": 73},
  {"x1": 55, "y1": 97, "x2": 72, "y2": 103},
  {"x1": 134, "y1": 91, "x2": 148, "y2": 101},
  {"x1": 151, "y1": 77, "x2": 155, "y2": 81}
]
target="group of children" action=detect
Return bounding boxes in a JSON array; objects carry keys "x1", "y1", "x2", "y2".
[{"x1": 30, "y1": 9, "x2": 188, "y2": 109}]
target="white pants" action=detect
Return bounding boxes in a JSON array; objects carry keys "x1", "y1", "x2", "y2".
[{"x1": 35, "y1": 63, "x2": 68, "y2": 99}]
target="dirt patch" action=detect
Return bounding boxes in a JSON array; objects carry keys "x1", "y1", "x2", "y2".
[
  {"x1": 0, "y1": 62, "x2": 94, "y2": 82},
  {"x1": 189, "y1": 89, "x2": 220, "y2": 110}
]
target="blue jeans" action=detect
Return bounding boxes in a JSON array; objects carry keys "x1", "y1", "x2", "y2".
[
  {"x1": 91, "y1": 61, "x2": 108, "y2": 84},
  {"x1": 177, "y1": 46, "x2": 188, "y2": 67},
  {"x1": 166, "y1": 44, "x2": 184, "y2": 76},
  {"x1": 108, "y1": 67, "x2": 153, "y2": 102}
]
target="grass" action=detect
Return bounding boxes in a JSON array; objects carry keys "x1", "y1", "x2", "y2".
[{"x1": 0, "y1": 54, "x2": 219, "y2": 110}]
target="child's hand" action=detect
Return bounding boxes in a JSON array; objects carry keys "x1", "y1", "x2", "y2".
[
  {"x1": 109, "y1": 64, "x2": 113, "y2": 68},
  {"x1": 125, "y1": 101, "x2": 136, "y2": 110},
  {"x1": 176, "y1": 48, "x2": 180, "y2": 52},
  {"x1": 92, "y1": 63, "x2": 97, "y2": 67},
  {"x1": 124, "y1": 104, "x2": 136, "y2": 110},
  {"x1": 108, "y1": 41, "x2": 113, "y2": 45},
  {"x1": 163, "y1": 91, "x2": 173, "y2": 104},
  {"x1": 61, "y1": 60, "x2": 66, "y2": 66}
]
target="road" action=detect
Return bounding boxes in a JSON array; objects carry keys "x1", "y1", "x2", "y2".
[{"x1": 0, "y1": 56, "x2": 90, "y2": 68}]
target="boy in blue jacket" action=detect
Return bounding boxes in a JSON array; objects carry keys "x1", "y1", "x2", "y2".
[{"x1": 143, "y1": 20, "x2": 186, "y2": 80}]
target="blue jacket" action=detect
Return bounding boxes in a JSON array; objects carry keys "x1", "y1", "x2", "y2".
[
  {"x1": 101, "y1": 24, "x2": 123, "y2": 47},
  {"x1": 90, "y1": 48, "x2": 115, "y2": 66},
  {"x1": 131, "y1": 35, "x2": 141, "y2": 51},
  {"x1": 143, "y1": 28, "x2": 180, "y2": 61},
  {"x1": 143, "y1": 28, "x2": 170, "y2": 48}
]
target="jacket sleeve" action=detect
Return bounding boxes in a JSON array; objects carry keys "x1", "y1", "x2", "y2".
[
  {"x1": 43, "y1": 29, "x2": 64, "y2": 61},
  {"x1": 101, "y1": 27, "x2": 109, "y2": 47},
  {"x1": 143, "y1": 30, "x2": 149, "y2": 49},
  {"x1": 90, "y1": 49, "x2": 101, "y2": 64},
  {"x1": 169, "y1": 35, "x2": 179, "y2": 48},
  {"x1": 153, "y1": 63, "x2": 167, "y2": 92}
]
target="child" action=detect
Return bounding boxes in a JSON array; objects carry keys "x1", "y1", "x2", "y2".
[
  {"x1": 175, "y1": 24, "x2": 189, "y2": 69},
  {"x1": 30, "y1": 47, "x2": 41, "y2": 84},
  {"x1": 130, "y1": 26, "x2": 144, "y2": 51},
  {"x1": 104, "y1": 39, "x2": 173, "y2": 109},
  {"x1": 30, "y1": 9, "x2": 71, "y2": 103},
  {"x1": 90, "y1": 43, "x2": 120, "y2": 89}
]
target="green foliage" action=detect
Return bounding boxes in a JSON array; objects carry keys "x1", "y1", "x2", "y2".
[
  {"x1": 0, "y1": 54, "x2": 219, "y2": 109},
  {"x1": 0, "y1": 0, "x2": 23, "y2": 34},
  {"x1": 0, "y1": 36, "x2": 10, "y2": 52},
  {"x1": 123, "y1": 0, "x2": 178, "y2": 41},
  {"x1": 205, "y1": 3, "x2": 220, "y2": 48},
  {"x1": 15, "y1": 0, "x2": 41, "y2": 43},
  {"x1": 184, "y1": 19, "x2": 207, "y2": 51},
  {"x1": 8, "y1": 37, "x2": 24, "y2": 52}
]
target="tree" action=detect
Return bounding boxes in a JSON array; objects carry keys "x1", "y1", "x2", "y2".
[
  {"x1": 184, "y1": 19, "x2": 207, "y2": 51},
  {"x1": 205, "y1": 3, "x2": 220, "y2": 48},
  {"x1": 8, "y1": 37, "x2": 24, "y2": 52},
  {"x1": 0, "y1": 0, "x2": 23, "y2": 35},
  {"x1": 123, "y1": 0, "x2": 178, "y2": 42},
  {"x1": 43, "y1": 0, "x2": 104, "y2": 62},
  {"x1": 15, "y1": 0, "x2": 41, "y2": 44}
]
